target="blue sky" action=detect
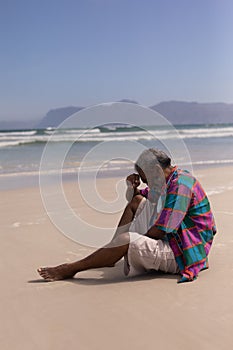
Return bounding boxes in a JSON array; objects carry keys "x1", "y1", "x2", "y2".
[{"x1": 0, "y1": 0, "x2": 233, "y2": 121}]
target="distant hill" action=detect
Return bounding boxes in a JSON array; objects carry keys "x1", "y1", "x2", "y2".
[
  {"x1": 117, "y1": 99, "x2": 139, "y2": 104},
  {"x1": 151, "y1": 101, "x2": 233, "y2": 124},
  {"x1": 1, "y1": 101, "x2": 233, "y2": 130},
  {"x1": 37, "y1": 101, "x2": 233, "y2": 128},
  {"x1": 36, "y1": 100, "x2": 139, "y2": 128},
  {"x1": 36, "y1": 106, "x2": 84, "y2": 128}
]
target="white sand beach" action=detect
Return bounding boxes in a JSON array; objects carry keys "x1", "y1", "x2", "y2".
[{"x1": 1, "y1": 166, "x2": 233, "y2": 350}]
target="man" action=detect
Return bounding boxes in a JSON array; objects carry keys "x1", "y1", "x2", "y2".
[{"x1": 38, "y1": 148, "x2": 216, "y2": 283}]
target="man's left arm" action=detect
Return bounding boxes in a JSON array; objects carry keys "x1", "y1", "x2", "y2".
[
  {"x1": 146, "y1": 175, "x2": 194, "y2": 239},
  {"x1": 145, "y1": 226, "x2": 166, "y2": 240}
]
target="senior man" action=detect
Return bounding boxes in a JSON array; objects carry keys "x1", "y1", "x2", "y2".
[{"x1": 38, "y1": 148, "x2": 216, "y2": 283}]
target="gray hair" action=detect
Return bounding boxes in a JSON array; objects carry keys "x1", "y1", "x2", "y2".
[
  {"x1": 135, "y1": 148, "x2": 171, "y2": 171},
  {"x1": 135, "y1": 148, "x2": 171, "y2": 191}
]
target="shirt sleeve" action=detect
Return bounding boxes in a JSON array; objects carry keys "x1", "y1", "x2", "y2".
[
  {"x1": 140, "y1": 187, "x2": 149, "y2": 198},
  {"x1": 155, "y1": 176, "x2": 193, "y2": 233}
]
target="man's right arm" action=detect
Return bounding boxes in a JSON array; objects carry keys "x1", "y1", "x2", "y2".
[{"x1": 125, "y1": 173, "x2": 141, "y2": 202}]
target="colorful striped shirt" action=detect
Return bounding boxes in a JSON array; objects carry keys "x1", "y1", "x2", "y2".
[{"x1": 141, "y1": 167, "x2": 216, "y2": 283}]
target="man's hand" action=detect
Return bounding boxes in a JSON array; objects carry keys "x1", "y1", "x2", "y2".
[
  {"x1": 125, "y1": 173, "x2": 141, "y2": 201},
  {"x1": 126, "y1": 173, "x2": 140, "y2": 189},
  {"x1": 146, "y1": 226, "x2": 166, "y2": 240}
]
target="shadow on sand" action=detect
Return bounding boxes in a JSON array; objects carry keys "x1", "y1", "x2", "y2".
[{"x1": 28, "y1": 260, "x2": 180, "y2": 285}]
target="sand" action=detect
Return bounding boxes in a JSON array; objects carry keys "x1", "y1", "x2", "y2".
[{"x1": 1, "y1": 166, "x2": 233, "y2": 350}]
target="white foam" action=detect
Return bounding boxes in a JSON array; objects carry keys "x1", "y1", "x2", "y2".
[
  {"x1": 181, "y1": 159, "x2": 233, "y2": 166},
  {"x1": 206, "y1": 184, "x2": 233, "y2": 196},
  {"x1": 0, "y1": 140, "x2": 36, "y2": 147},
  {"x1": 1, "y1": 157, "x2": 233, "y2": 179},
  {"x1": 1, "y1": 125, "x2": 233, "y2": 149},
  {"x1": 12, "y1": 222, "x2": 20, "y2": 228},
  {"x1": 0, "y1": 130, "x2": 37, "y2": 137}
]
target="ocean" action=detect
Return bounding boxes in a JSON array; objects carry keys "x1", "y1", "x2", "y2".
[{"x1": 0, "y1": 123, "x2": 233, "y2": 190}]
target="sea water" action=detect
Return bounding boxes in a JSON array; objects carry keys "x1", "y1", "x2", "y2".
[{"x1": 0, "y1": 124, "x2": 233, "y2": 190}]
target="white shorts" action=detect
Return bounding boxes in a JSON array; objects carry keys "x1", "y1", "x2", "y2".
[{"x1": 124, "y1": 198, "x2": 179, "y2": 277}]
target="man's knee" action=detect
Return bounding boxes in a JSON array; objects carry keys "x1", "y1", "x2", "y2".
[{"x1": 110, "y1": 232, "x2": 130, "y2": 248}]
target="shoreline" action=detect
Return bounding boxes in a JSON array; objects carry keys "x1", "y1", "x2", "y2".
[{"x1": 1, "y1": 162, "x2": 233, "y2": 191}]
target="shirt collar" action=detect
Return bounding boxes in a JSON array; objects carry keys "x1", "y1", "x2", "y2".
[{"x1": 166, "y1": 166, "x2": 178, "y2": 184}]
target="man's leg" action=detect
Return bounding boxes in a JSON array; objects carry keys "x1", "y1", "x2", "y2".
[
  {"x1": 38, "y1": 233, "x2": 130, "y2": 281},
  {"x1": 113, "y1": 194, "x2": 144, "y2": 238},
  {"x1": 38, "y1": 195, "x2": 144, "y2": 281}
]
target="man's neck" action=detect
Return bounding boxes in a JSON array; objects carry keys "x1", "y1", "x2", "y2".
[{"x1": 163, "y1": 165, "x2": 175, "y2": 180}]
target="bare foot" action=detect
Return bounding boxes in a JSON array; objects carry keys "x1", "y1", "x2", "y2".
[{"x1": 37, "y1": 263, "x2": 76, "y2": 281}]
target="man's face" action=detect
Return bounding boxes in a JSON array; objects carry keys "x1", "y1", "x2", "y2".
[{"x1": 137, "y1": 168, "x2": 148, "y2": 184}]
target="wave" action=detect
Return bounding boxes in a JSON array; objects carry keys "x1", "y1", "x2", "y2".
[
  {"x1": 0, "y1": 125, "x2": 233, "y2": 148},
  {"x1": 181, "y1": 159, "x2": 233, "y2": 166},
  {"x1": 0, "y1": 130, "x2": 37, "y2": 137},
  {"x1": 0, "y1": 140, "x2": 39, "y2": 148},
  {"x1": 44, "y1": 128, "x2": 101, "y2": 135}
]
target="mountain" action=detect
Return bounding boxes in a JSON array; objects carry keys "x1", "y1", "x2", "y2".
[
  {"x1": 36, "y1": 106, "x2": 84, "y2": 128},
  {"x1": 117, "y1": 99, "x2": 139, "y2": 104},
  {"x1": 36, "y1": 101, "x2": 139, "y2": 128},
  {"x1": 1, "y1": 101, "x2": 233, "y2": 130},
  {"x1": 151, "y1": 101, "x2": 233, "y2": 124},
  {"x1": 37, "y1": 101, "x2": 233, "y2": 127}
]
